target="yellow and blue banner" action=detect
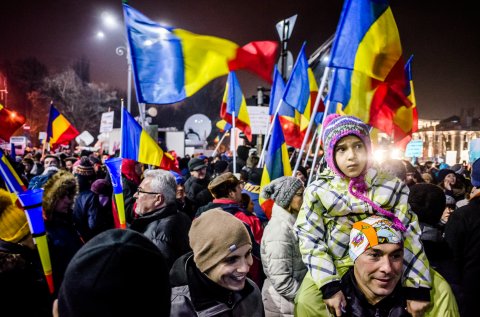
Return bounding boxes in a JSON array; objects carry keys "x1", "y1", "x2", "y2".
[
  {"x1": 259, "y1": 115, "x2": 292, "y2": 219},
  {"x1": 121, "y1": 108, "x2": 166, "y2": 167},
  {"x1": 220, "y1": 72, "x2": 252, "y2": 142},
  {"x1": 46, "y1": 104, "x2": 79, "y2": 149},
  {"x1": 123, "y1": 4, "x2": 278, "y2": 105}
]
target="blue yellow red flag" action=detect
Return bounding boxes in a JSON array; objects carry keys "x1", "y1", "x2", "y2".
[
  {"x1": 219, "y1": 72, "x2": 252, "y2": 142},
  {"x1": 259, "y1": 115, "x2": 292, "y2": 219},
  {"x1": 46, "y1": 104, "x2": 79, "y2": 149},
  {"x1": 282, "y1": 42, "x2": 310, "y2": 114},
  {"x1": 123, "y1": 4, "x2": 278, "y2": 105},
  {"x1": 121, "y1": 108, "x2": 166, "y2": 167},
  {"x1": 268, "y1": 67, "x2": 285, "y2": 116},
  {"x1": 326, "y1": 0, "x2": 412, "y2": 146},
  {"x1": 0, "y1": 149, "x2": 27, "y2": 199}
]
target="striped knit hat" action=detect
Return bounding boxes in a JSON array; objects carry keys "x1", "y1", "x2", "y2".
[
  {"x1": 321, "y1": 114, "x2": 372, "y2": 178},
  {"x1": 322, "y1": 114, "x2": 406, "y2": 232},
  {"x1": 0, "y1": 188, "x2": 30, "y2": 243}
]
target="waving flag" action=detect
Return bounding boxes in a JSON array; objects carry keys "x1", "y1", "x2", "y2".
[
  {"x1": 326, "y1": 0, "x2": 411, "y2": 142},
  {"x1": 259, "y1": 115, "x2": 292, "y2": 219},
  {"x1": 279, "y1": 67, "x2": 321, "y2": 148},
  {"x1": 0, "y1": 104, "x2": 26, "y2": 142},
  {"x1": 268, "y1": 67, "x2": 285, "y2": 116},
  {"x1": 121, "y1": 108, "x2": 168, "y2": 167},
  {"x1": 0, "y1": 149, "x2": 27, "y2": 203},
  {"x1": 216, "y1": 119, "x2": 232, "y2": 132},
  {"x1": 104, "y1": 158, "x2": 126, "y2": 229},
  {"x1": 46, "y1": 104, "x2": 79, "y2": 149},
  {"x1": 282, "y1": 42, "x2": 310, "y2": 114},
  {"x1": 391, "y1": 56, "x2": 418, "y2": 148},
  {"x1": 123, "y1": 4, "x2": 278, "y2": 105},
  {"x1": 220, "y1": 72, "x2": 252, "y2": 142}
]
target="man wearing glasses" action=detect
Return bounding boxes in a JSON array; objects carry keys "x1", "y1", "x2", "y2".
[{"x1": 130, "y1": 169, "x2": 192, "y2": 269}]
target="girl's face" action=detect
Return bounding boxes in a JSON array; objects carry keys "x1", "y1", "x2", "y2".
[{"x1": 334, "y1": 135, "x2": 368, "y2": 178}]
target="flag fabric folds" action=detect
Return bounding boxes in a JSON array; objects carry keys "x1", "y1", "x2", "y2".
[
  {"x1": 259, "y1": 115, "x2": 292, "y2": 219},
  {"x1": 216, "y1": 119, "x2": 232, "y2": 132},
  {"x1": 326, "y1": 0, "x2": 414, "y2": 145},
  {"x1": 282, "y1": 42, "x2": 310, "y2": 114},
  {"x1": 121, "y1": 108, "x2": 166, "y2": 167},
  {"x1": 279, "y1": 67, "x2": 321, "y2": 148},
  {"x1": 0, "y1": 149, "x2": 27, "y2": 196},
  {"x1": 46, "y1": 104, "x2": 79, "y2": 149},
  {"x1": 123, "y1": 4, "x2": 278, "y2": 105},
  {"x1": 268, "y1": 67, "x2": 285, "y2": 116},
  {"x1": 0, "y1": 104, "x2": 26, "y2": 142},
  {"x1": 220, "y1": 72, "x2": 252, "y2": 142}
]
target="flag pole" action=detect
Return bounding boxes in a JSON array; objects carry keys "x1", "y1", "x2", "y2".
[
  {"x1": 292, "y1": 67, "x2": 330, "y2": 175},
  {"x1": 120, "y1": 99, "x2": 124, "y2": 158},
  {"x1": 258, "y1": 98, "x2": 283, "y2": 167},
  {"x1": 304, "y1": 126, "x2": 318, "y2": 167},
  {"x1": 212, "y1": 132, "x2": 229, "y2": 157},
  {"x1": 307, "y1": 99, "x2": 332, "y2": 185},
  {"x1": 231, "y1": 111, "x2": 236, "y2": 174}
]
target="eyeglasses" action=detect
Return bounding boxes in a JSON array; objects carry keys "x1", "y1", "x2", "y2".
[
  {"x1": 294, "y1": 192, "x2": 304, "y2": 197},
  {"x1": 136, "y1": 188, "x2": 161, "y2": 195}
]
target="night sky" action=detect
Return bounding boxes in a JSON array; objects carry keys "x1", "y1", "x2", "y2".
[{"x1": 1, "y1": 0, "x2": 478, "y2": 120}]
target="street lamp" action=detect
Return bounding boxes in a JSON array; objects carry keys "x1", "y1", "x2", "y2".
[{"x1": 97, "y1": 11, "x2": 133, "y2": 113}]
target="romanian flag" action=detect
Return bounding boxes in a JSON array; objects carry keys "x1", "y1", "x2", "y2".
[
  {"x1": 282, "y1": 43, "x2": 310, "y2": 114},
  {"x1": 123, "y1": 4, "x2": 278, "y2": 105},
  {"x1": 121, "y1": 108, "x2": 167, "y2": 167},
  {"x1": 279, "y1": 65, "x2": 325, "y2": 148},
  {"x1": 326, "y1": 0, "x2": 411, "y2": 142},
  {"x1": 216, "y1": 119, "x2": 232, "y2": 132},
  {"x1": 268, "y1": 67, "x2": 285, "y2": 116},
  {"x1": 391, "y1": 56, "x2": 418, "y2": 148},
  {"x1": 46, "y1": 104, "x2": 79, "y2": 149},
  {"x1": 259, "y1": 115, "x2": 292, "y2": 219},
  {"x1": 220, "y1": 72, "x2": 252, "y2": 142},
  {"x1": 0, "y1": 149, "x2": 27, "y2": 203},
  {"x1": 0, "y1": 104, "x2": 26, "y2": 142}
]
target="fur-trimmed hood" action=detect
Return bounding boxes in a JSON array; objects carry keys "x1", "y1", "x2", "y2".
[{"x1": 42, "y1": 170, "x2": 78, "y2": 218}]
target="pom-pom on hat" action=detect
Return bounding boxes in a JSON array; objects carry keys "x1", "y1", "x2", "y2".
[
  {"x1": 74, "y1": 156, "x2": 95, "y2": 176},
  {"x1": 189, "y1": 208, "x2": 251, "y2": 272},
  {"x1": 260, "y1": 176, "x2": 303, "y2": 209},
  {"x1": 471, "y1": 158, "x2": 480, "y2": 188},
  {"x1": 0, "y1": 188, "x2": 30, "y2": 243},
  {"x1": 349, "y1": 215, "x2": 403, "y2": 262},
  {"x1": 321, "y1": 114, "x2": 372, "y2": 178}
]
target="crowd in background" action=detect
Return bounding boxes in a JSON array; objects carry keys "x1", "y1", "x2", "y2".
[{"x1": 1, "y1": 120, "x2": 480, "y2": 316}]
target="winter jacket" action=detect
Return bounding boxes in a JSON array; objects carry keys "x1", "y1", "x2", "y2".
[
  {"x1": 444, "y1": 192, "x2": 480, "y2": 317},
  {"x1": 294, "y1": 167, "x2": 431, "y2": 299},
  {"x1": 72, "y1": 189, "x2": 100, "y2": 242},
  {"x1": 294, "y1": 268, "x2": 458, "y2": 317},
  {"x1": 196, "y1": 200, "x2": 264, "y2": 287},
  {"x1": 130, "y1": 203, "x2": 192, "y2": 269},
  {"x1": 169, "y1": 252, "x2": 264, "y2": 317},
  {"x1": 0, "y1": 239, "x2": 52, "y2": 317},
  {"x1": 261, "y1": 204, "x2": 306, "y2": 316},
  {"x1": 184, "y1": 175, "x2": 213, "y2": 210}
]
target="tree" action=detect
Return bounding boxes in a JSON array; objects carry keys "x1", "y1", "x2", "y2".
[{"x1": 28, "y1": 67, "x2": 120, "y2": 144}]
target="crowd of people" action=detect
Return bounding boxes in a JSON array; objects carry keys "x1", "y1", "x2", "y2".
[{"x1": 1, "y1": 113, "x2": 480, "y2": 316}]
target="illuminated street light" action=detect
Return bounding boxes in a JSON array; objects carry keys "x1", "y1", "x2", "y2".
[{"x1": 97, "y1": 11, "x2": 133, "y2": 113}]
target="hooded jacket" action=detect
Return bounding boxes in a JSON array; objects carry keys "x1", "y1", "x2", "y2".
[{"x1": 169, "y1": 252, "x2": 264, "y2": 317}]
